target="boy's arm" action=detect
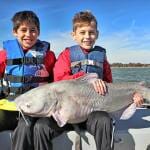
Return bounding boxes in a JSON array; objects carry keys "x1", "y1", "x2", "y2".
[
  {"x1": 91, "y1": 58, "x2": 112, "y2": 95},
  {"x1": 53, "y1": 48, "x2": 85, "y2": 81},
  {"x1": 103, "y1": 59, "x2": 112, "y2": 83},
  {"x1": 44, "y1": 50, "x2": 56, "y2": 82},
  {"x1": 0, "y1": 50, "x2": 6, "y2": 78}
]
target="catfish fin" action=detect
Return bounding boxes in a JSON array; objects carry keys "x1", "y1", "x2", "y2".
[
  {"x1": 120, "y1": 103, "x2": 136, "y2": 120},
  {"x1": 52, "y1": 111, "x2": 67, "y2": 127},
  {"x1": 76, "y1": 73, "x2": 98, "y2": 83}
]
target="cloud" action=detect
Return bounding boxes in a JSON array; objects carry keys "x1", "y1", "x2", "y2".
[
  {"x1": 45, "y1": 29, "x2": 150, "y2": 64},
  {"x1": 44, "y1": 31, "x2": 75, "y2": 56},
  {"x1": 1, "y1": 28, "x2": 148, "y2": 64},
  {"x1": 97, "y1": 29, "x2": 150, "y2": 63},
  {"x1": 107, "y1": 50, "x2": 150, "y2": 64}
]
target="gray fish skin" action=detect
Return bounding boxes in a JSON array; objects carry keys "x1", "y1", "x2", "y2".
[{"x1": 14, "y1": 73, "x2": 150, "y2": 127}]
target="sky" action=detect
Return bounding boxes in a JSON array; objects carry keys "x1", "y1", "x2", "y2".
[{"x1": 0, "y1": 0, "x2": 150, "y2": 64}]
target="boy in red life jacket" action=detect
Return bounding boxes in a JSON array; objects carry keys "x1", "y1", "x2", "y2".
[
  {"x1": 32, "y1": 11, "x2": 112, "y2": 150},
  {"x1": 33, "y1": 11, "x2": 143, "y2": 150},
  {"x1": 0, "y1": 10, "x2": 56, "y2": 149}
]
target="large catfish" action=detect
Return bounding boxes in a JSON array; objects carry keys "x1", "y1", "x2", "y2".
[{"x1": 14, "y1": 73, "x2": 150, "y2": 127}]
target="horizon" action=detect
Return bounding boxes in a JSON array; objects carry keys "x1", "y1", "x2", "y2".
[
  {"x1": 0, "y1": 0, "x2": 150, "y2": 63},
  {"x1": 111, "y1": 62, "x2": 150, "y2": 65}
]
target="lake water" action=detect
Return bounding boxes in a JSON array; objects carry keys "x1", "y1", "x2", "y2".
[
  {"x1": 112, "y1": 67, "x2": 150, "y2": 83},
  {"x1": 0, "y1": 68, "x2": 150, "y2": 86}
]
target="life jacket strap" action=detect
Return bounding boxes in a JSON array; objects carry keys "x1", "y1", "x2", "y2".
[
  {"x1": 71, "y1": 59, "x2": 103, "y2": 68},
  {"x1": 4, "y1": 74, "x2": 49, "y2": 83},
  {"x1": 3, "y1": 86, "x2": 35, "y2": 95},
  {"x1": 7, "y1": 57, "x2": 43, "y2": 65}
]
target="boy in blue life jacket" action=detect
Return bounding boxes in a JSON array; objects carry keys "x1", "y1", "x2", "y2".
[
  {"x1": 31, "y1": 11, "x2": 143, "y2": 150},
  {"x1": 0, "y1": 10, "x2": 56, "y2": 149}
]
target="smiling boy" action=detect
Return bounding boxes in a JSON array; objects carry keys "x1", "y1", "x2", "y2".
[
  {"x1": 0, "y1": 10, "x2": 56, "y2": 150},
  {"x1": 33, "y1": 11, "x2": 113, "y2": 150}
]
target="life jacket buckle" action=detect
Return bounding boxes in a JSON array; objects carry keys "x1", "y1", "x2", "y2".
[
  {"x1": 23, "y1": 57, "x2": 37, "y2": 65},
  {"x1": 23, "y1": 76, "x2": 32, "y2": 83},
  {"x1": 87, "y1": 60, "x2": 96, "y2": 66}
]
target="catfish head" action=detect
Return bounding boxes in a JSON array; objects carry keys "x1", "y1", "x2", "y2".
[{"x1": 14, "y1": 84, "x2": 58, "y2": 117}]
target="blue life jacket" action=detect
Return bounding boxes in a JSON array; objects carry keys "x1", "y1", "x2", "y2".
[
  {"x1": 70, "y1": 45, "x2": 106, "y2": 78},
  {"x1": 2, "y1": 39, "x2": 50, "y2": 100}
]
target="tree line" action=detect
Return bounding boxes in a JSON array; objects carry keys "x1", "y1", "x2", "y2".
[{"x1": 111, "y1": 63, "x2": 150, "y2": 67}]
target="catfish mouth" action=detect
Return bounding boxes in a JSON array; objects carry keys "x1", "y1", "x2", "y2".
[
  {"x1": 17, "y1": 101, "x2": 48, "y2": 116},
  {"x1": 17, "y1": 101, "x2": 57, "y2": 118},
  {"x1": 18, "y1": 106, "x2": 45, "y2": 118},
  {"x1": 17, "y1": 106, "x2": 47, "y2": 126},
  {"x1": 17, "y1": 107, "x2": 29, "y2": 126},
  {"x1": 16, "y1": 99, "x2": 58, "y2": 120}
]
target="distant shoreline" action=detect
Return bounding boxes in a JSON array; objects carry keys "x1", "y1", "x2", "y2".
[
  {"x1": 111, "y1": 66, "x2": 150, "y2": 68},
  {"x1": 110, "y1": 63, "x2": 150, "y2": 68}
]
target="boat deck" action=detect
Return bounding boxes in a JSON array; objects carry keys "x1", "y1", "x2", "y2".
[{"x1": 0, "y1": 108, "x2": 150, "y2": 150}]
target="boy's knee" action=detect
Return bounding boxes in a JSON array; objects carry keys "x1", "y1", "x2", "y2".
[
  {"x1": 34, "y1": 118, "x2": 50, "y2": 133},
  {"x1": 90, "y1": 111, "x2": 111, "y2": 122},
  {"x1": 34, "y1": 121, "x2": 43, "y2": 132},
  {"x1": 88, "y1": 111, "x2": 113, "y2": 129}
]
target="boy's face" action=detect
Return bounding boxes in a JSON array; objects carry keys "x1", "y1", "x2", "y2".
[
  {"x1": 71, "y1": 23, "x2": 98, "y2": 50},
  {"x1": 13, "y1": 22, "x2": 39, "y2": 50}
]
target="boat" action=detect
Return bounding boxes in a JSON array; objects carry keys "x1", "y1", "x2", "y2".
[{"x1": 0, "y1": 107, "x2": 149, "y2": 150}]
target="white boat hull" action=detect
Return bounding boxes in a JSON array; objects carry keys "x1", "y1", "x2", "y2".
[{"x1": 0, "y1": 108, "x2": 150, "y2": 150}]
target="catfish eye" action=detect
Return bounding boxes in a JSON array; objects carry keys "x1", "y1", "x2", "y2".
[{"x1": 26, "y1": 103, "x2": 30, "y2": 108}]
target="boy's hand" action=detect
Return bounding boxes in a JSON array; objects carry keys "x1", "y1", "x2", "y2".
[
  {"x1": 133, "y1": 92, "x2": 144, "y2": 107},
  {"x1": 92, "y1": 79, "x2": 107, "y2": 95}
]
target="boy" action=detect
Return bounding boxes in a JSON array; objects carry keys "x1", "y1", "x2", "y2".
[
  {"x1": 57, "y1": 10, "x2": 113, "y2": 149},
  {"x1": 33, "y1": 11, "x2": 113, "y2": 150},
  {"x1": 0, "y1": 10, "x2": 56, "y2": 149},
  {"x1": 33, "y1": 11, "x2": 143, "y2": 150}
]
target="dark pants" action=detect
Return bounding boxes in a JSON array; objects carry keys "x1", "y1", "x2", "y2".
[
  {"x1": 12, "y1": 116, "x2": 38, "y2": 150},
  {"x1": 12, "y1": 111, "x2": 113, "y2": 150},
  {"x1": 0, "y1": 110, "x2": 18, "y2": 131}
]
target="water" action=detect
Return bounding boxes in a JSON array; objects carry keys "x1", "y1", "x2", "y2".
[
  {"x1": 112, "y1": 67, "x2": 150, "y2": 83},
  {"x1": 0, "y1": 68, "x2": 150, "y2": 85}
]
